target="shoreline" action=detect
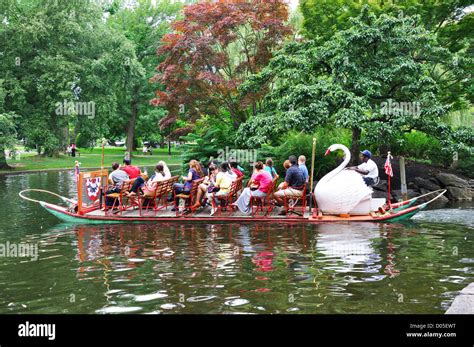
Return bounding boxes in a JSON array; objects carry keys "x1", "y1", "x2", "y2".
[{"x1": 0, "y1": 164, "x2": 181, "y2": 176}]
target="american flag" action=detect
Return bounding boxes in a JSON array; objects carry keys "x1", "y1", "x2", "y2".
[{"x1": 384, "y1": 153, "x2": 393, "y2": 177}]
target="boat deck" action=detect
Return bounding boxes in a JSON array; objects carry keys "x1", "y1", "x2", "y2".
[
  {"x1": 82, "y1": 205, "x2": 382, "y2": 222},
  {"x1": 86, "y1": 205, "x2": 312, "y2": 219}
]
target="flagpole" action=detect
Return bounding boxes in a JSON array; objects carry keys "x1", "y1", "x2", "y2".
[
  {"x1": 309, "y1": 138, "x2": 316, "y2": 214},
  {"x1": 74, "y1": 160, "x2": 80, "y2": 201},
  {"x1": 100, "y1": 139, "x2": 106, "y2": 209},
  {"x1": 101, "y1": 139, "x2": 105, "y2": 172},
  {"x1": 387, "y1": 151, "x2": 392, "y2": 207}
]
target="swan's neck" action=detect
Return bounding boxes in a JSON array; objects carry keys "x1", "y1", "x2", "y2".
[{"x1": 320, "y1": 146, "x2": 351, "y2": 183}]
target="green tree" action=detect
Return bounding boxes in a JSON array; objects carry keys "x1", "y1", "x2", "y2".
[
  {"x1": 106, "y1": 0, "x2": 183, "y2": 155},
  {"x1": 299, "y1": 0, "x2": 473, "y2": 110},
  {"x1": 238, "y1": 8, "x2": 473, "y2": 163},
  {"x1": 0, "y1": 112, "x2": 16, "y2": 169},
  {"x1": 151, "y1": 0, "x2": 293, "y2": 138},
  {"x1": 1, "y1": 0, "x2": 142, "y2": 156}
]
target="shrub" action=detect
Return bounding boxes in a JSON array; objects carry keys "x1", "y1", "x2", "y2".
[
  {"x1": 457, "y1": 150, "x2": 474, "y2": 178},
  {"x1": 258, "y1": 127, "x2": 352, "y2": 180},
  {"x1": 179, "y1": 117, "x2": 233, "y2": 174}
]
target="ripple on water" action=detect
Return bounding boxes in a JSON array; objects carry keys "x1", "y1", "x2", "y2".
[
  {"x1": 413, "y1": 209, "x2": 474, "y2": 228},
  {"x1": 160, "y1": 303, "x2": 185, "y2": 310},
  {"x1": 96, "y1": 306, "x2": 142, "y2": 314},
  {"x1": 135, "y1": 291, "x2": 168, "y2": 302},
  {"x1": 224, "y1": 298, "x2": 250, "y2": 307},
  {"x1": 127, "y1": 258, "x2": 146, "y2": 263},
  {"x1": 187, "y1": 295, "x2": 217, "y2": 302}
]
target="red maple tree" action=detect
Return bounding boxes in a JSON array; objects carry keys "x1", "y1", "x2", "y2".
[{"x1": 151, "y1": 0, "x2": 292, "y2": 137}]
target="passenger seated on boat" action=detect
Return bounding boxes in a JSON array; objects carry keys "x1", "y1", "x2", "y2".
[
  {"x1": 232, "y1": 161, "x2": 272, "y2": 215},
  {"x1": 157, "y1": 160, "x2": 172, "y2": 179},
  {"x1": 200, "y1": 161, "x2": 209, "y2": 177},
  {"x1": 274, "y1": 155, "x2": 305, "y2": 210},
  {"x1": 207, "y1": 162, "x2": 234, "y2": 216},
  {"x1": 298, "y1": 155, "x2": 309, "y2": 183},
  {"x1": 229, "y1": 160, "x2": 244, "y2": 178},
  {"x1": 193, "y1": 164, "x2": 218, "y2": 209},
  {"x1": 347, "y1": 150, "x2": 379, "y2": 186},
  {"x1": 264, "y1": 158, "x2": 279, "y2": 181},
  {"x1": 172, "y1": 159, "x2": 203, "y2": 207},
  {"x1": 104, "y1": 162, "x2": 130, "y2": 207},
  {"x1": 141, "y1": 163, "x2": 169, "y2": 197},
  {"x1": 221, "y1": 162, "x2": 237, "y2": 182},
  {"x1": 118, "y1": 159, "x2": 146, "y2": 196},
  {"x1": 122, "y1": 159, "x2": 141, "y2": 179}
]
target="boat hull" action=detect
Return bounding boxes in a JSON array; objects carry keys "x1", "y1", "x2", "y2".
[{"x1": 39, "y1": 200, "x2": 426, "y2": 225}]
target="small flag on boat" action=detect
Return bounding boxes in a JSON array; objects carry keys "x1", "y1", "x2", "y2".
[
  {"x1": 384, "y1": 153, "x2": 393, "y2": 177},
  {"x1": 86, "y1": 177, "x2": 101, "y2": 201}
]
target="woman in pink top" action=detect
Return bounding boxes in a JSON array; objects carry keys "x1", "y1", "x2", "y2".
[{"x1": 233, "y1": 161, "x2": 271, "y2": 215}]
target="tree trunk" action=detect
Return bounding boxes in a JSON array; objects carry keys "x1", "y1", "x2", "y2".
[
  {"x1": 62, "y1": 125, "x2": 69, "y2": 151},
  {"x1": 350, "y1": 127, "x2": 361, "y2": 166},
  {"x1": 0, "y1": 147, "x2": 11, "y2": 170},
  {"x1": 126, "y1": 91, "x2": 139, "y2": 157}
]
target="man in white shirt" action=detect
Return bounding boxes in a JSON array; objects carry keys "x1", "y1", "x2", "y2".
[{"x1": 348, "y1": 150, "x2": 379, "y2": 186}]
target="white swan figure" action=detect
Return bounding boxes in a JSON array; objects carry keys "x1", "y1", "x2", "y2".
[{"x1": 314, "y1": 144, "x2": 373, "y2": 215}]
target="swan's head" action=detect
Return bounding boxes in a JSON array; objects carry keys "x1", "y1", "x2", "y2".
[{"x1": 324, "y1": 144, "x2": 345, "y2": 156}]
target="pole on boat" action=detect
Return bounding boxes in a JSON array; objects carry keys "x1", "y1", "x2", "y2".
[
  {"x1": 100, "y1": 138, "x2": 106, "y2": 209},
  {"x1": 101, "y1": 138, "x2": 105, "y2": 171},
  {"x1": 386, "y1": 151, "x2": 393, "y2": 206},
  {"x1": 309, "y1": 137, "x2": 316, "y2": 214}
]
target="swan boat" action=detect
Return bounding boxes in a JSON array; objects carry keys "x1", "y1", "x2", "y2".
[{"x1": 19, "y1": 148, "x2": 447, "y2": 225}]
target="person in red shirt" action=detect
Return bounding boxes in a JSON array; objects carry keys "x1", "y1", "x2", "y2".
[
  {"x1": 122, "y1": 159, "x2": 141, "y2": 179},
  {"x1": 232, "y1": 161, "x2": 270, "y2": 215},
  {"x1": 122, "y1": 159, "x2": 146, "y2": 196},
  {"x1": 229, "y1": 161, "x2": 244, "y2": 178}
]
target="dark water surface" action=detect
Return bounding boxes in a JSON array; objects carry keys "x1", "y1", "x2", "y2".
[{"x1": 0, "y1": 171, "x2": 472, "y2": 314}]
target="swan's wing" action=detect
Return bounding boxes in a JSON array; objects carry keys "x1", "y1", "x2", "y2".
[{"x1": 315, "y1": 170, "x2": 372, "y2": 214}]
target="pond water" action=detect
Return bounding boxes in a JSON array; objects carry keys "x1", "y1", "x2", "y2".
[{"x1": 0, "y1": 171, "x2": 472, "y2": 314}]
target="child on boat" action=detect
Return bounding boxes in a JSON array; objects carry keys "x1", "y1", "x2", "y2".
[{"x1": 264, "y1": 158, "x2": 279, "y2": 181}]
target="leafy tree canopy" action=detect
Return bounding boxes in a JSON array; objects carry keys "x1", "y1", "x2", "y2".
[
  {"x1": 151, "y1": 0, "x2": 293, "y2": 137},
  {"x1": 237, "y1": 7, "x2": 473, "y2": 161}
]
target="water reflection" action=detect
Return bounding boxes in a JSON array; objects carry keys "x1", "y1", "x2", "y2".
[
  {"x1": 0, "y1": 215, "x2": 472, "y2": 314},
  {"x1": 41, "y1": 222, "x2": 395, "y2": 313}
]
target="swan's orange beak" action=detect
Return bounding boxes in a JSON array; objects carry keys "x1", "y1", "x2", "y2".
[{"x1": 324, "y1": 149, "x2": 331, "y2": 156}]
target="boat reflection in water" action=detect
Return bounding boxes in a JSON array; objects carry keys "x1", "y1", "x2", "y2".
[{"x1": 42, "y1": 221, "x2": 413, "y2": 313}]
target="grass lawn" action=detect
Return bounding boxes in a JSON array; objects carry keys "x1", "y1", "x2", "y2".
[{"x1": 2, "y1": 146, "x2": 183, "y2": 174}]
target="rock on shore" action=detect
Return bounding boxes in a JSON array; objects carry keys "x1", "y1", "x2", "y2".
[{"x1": 371, "y1": 158, "x2": 472, "y2": 202}]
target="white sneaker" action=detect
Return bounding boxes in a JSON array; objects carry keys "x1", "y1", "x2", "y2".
[{"x1": 210, "y1": 207, "x2": 217, "y2": 216}]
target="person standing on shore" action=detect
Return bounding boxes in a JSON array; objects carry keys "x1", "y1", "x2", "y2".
[{"x1": 71, "y1": 143, "x2": 76, "y2": 157}]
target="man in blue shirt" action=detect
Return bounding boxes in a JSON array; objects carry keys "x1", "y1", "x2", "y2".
[
  {"x1": 273, "y1": 155, "x2": 305, "y2": 213},
  {"x1": 298, "y1": 155, "x2": 309, "y2": 183}
]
